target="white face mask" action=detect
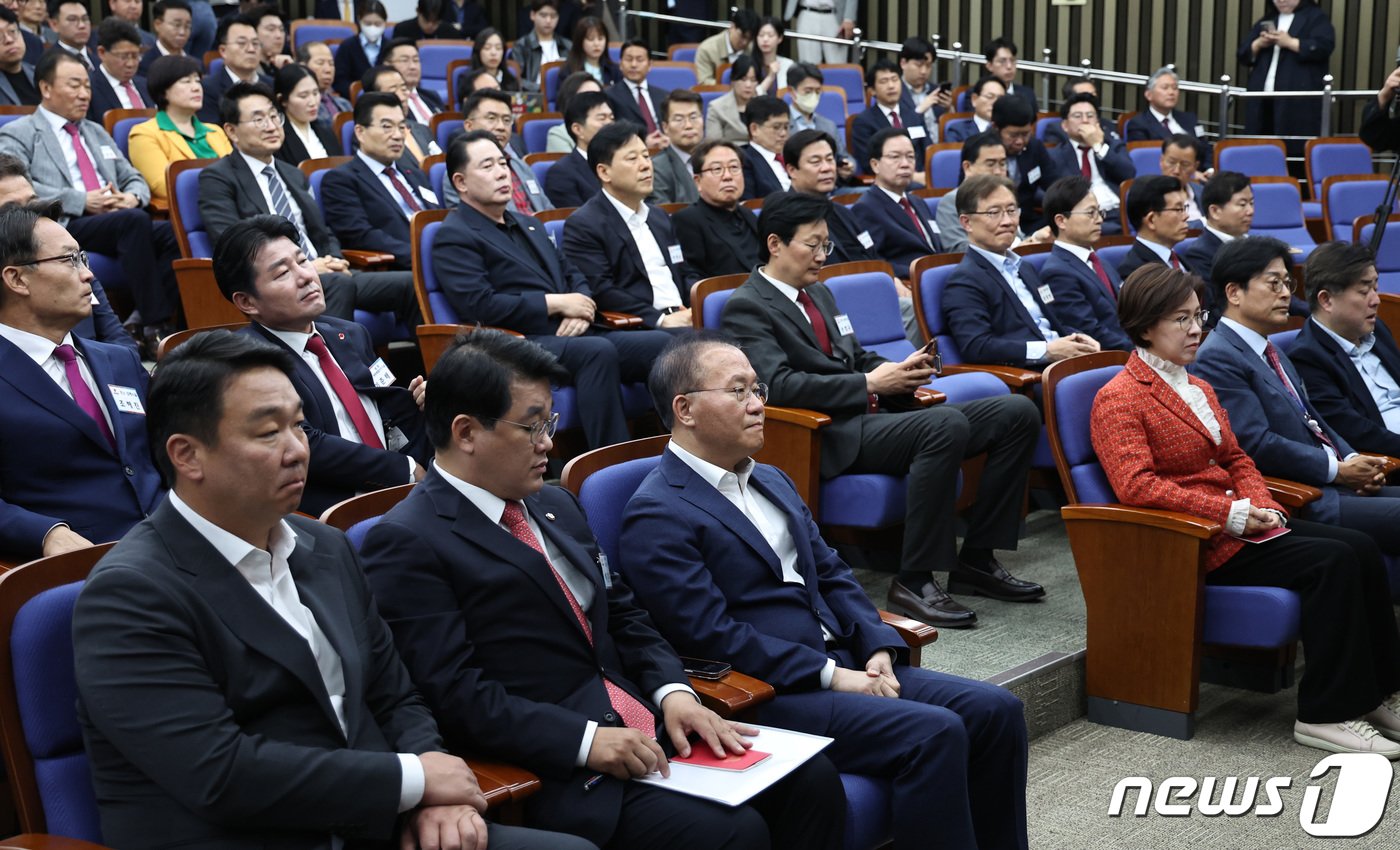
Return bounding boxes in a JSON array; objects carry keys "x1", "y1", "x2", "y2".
[
  {"x1": 793, "y1": 91, "x2": 820, "y2": 115},
  {"x1": 360, "y1": 24, "x2": 384, "y2": 43}
]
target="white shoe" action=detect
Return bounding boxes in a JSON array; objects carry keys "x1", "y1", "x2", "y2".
[
  {"x1": 1364, "y1": 692, "x2": 1400, "y2": 741},
  {"x1": 1294, "y1": 719, "x2": 1400, "y2": 759}
]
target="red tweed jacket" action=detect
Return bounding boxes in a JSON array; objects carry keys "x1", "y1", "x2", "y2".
[{"x1": 1090, "y1": 352, "x2": 1284, "y2": 571}]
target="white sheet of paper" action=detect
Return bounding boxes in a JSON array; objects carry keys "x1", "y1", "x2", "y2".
[{"x1": 634, "y1": 724, "x2": 833, "y2": 807}]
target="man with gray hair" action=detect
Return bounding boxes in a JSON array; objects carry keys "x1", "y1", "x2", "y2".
[{"x1": 1124, "y1": 66, "x2": 1212, "y2": 160}]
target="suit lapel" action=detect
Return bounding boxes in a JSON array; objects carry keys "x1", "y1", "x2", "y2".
[
  {"x1": 0, "y1": 336, "x2": 116, "y2": 455},
  {"x1": 32, "y1": 118, "x2": 72, "y2": 188},
  {"x1": 284, "y1": 527, "x2": 357, "y2": 739},
  {"x1": 250, "y1": 324, "x2": 339, "y2": 432},
  {"x1": 967, "y1": 250, "x2": 1045, "y2": 337},
  {"x1": 230, "y1": 153, "x2": 272, "y2": 215},
  {"x1": 350, "y1": 156, "x2": 406, "y2": 217},
  {"x1": 750, "y1": 272, "x2": 837, "y2": 362},
  {"x1": 666, "y1": 457, "x2": 784, "y2": 581},
  {"x1": 316, "y1": 320, "x2": 374, "y2": 390},
  {"x1": 79, "y1": 121, "x2": 116, "y2": 185},
  {"x1": 1131, "y1": 357, "x2": 1216, "y2": 444},
  {"x1": 80, "y1": 339, "x2": 130, "y2": 457},
  {"x1": 155, "y1": 504, "x2": 346, "y2": 736},
  {"x1": 526, "y1": 494, "x2": 607, "y2": 637},
  {"x1": 601, "y1": 197, "x2": 648, "y2": 284}
]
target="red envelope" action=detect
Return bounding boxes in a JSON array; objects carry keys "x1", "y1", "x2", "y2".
[{"x1": 670, "y1": 747, "x2": 772, "y2": 771}]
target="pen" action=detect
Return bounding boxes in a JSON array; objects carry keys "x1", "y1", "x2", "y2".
[{"x1": 583, "y1": 774, "x2": 604, "y2": 792}]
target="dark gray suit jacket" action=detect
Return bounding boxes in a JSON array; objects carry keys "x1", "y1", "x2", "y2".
[
  {"x1": 0, "y1": 62, "x2": 35, "y2": 106},
  {"x1": 73, "y1": 502, "x2": 442, "y2": 850},
  {"x1": 647, "y1": 144, "x2": 698, "y2": 205},
  {"x1": 198, "y1": 151, "x2": 342, "y2": 255}
]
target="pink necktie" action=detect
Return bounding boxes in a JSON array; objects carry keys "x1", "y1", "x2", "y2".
[
  {"x1": 53, "y1": 343, "x2": 115, "y2": 450},
  {"x1": 500, "y1": 501, "x2": 656, "y2": 736},
  {"x1": 1088, "y1": 251, "x2": 1116, "y2": 300},
  {"x1": 63, "y1": 124, "x2": 101, "y2": 192},
  {"x1": 122, "y1": 80, "x2": 144, "y2": 108},
  {"x1": 634, "y1": 84, "x2": 656, "y2": 134},
  {"x1": 383, "y1": 166, "x2": 421, "y2": 213},
  {"x1": 899, "y1": 196, "x2": 931, "y2": 248},
  {"x1": 304, "y1": 334, "x2": 384, "y2": 449},
  {"x1": 1264, "y1": 342, "x2": 1335, "y2": 450},
  {"x1": 408, "y1": 90, "x2": 432, "y2": 122}
]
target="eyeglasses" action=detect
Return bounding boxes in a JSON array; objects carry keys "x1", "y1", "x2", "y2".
[
  {"x1": 700, "y1": 163, "x2": 742, "y2": 177},
  {"x1": 667, "y1": 112, "x2": 702, "y2": 125},
  {"x1": 1171, "y1": 310, "x2": 1209, "y2": 330},
  {"x1": 683, "y1": 383, "x2": 769, "y2": 405},
  {"x1": 486, "y1": 411, "x2": 560, "y2": 444},
  {"x1": 17, "y1": 250, "x2": 88, "y2": 271},
  {"x1": 967, "y1": 206, "x2": 1021, "y2": 220},
  {"x1": 107, "y1": 50, "x2": 142, "y2": 62},
  {"x1": 1067, "y1": 207, "x2": 1107, "y2": 220},
  {"x1": 1255, "y1": 272, "x2": 1294, "y2": 295},
  {"x1": 879, "y1": 152, "x2": 918, "y2": 163},
  {"x1": 797, "y1": 239, "x2": 835, "y2": 257},
  {"x1": 239, "y1": 111, "x2": 285, "y2": 128},
  {"x1": 159, "y1": 20, "x2": 192, "y2": 32},
  {"x1": 1157, "y1": 205, "x2": 1189, "y2": 215},
  {"x1": 225, "y1": 38, "x2": 259, "y2": 51}
]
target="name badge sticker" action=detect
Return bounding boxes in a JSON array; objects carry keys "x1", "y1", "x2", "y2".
[
  {"x1": 525, "y1": 179, "x2": 540, "y2": 194},
  {"x1": 108, "y1": 385, "x2": 145, "y2": 414},
  {"x1": 598, "y1": 552, "x2": 614, "y2": 589},
  {"x1": 369, "y1": 357, "x2": 396, "y2": 388},
  {"x1": 418, "y1": 188, "x2": 438, "y2": 205},
  {"x1": 100, "y1": 145, "x2": 120, "y2": 160},
  {"x1": 856, "y1": 230, "x2": 874, "y2": 250},
  {"x1": 908, "y1": 125, "x2": 926, "y2": 140},
  {"x1": 667, "y1": 244, "x2": 684, "y2": 264},
  {"x1": 1027, "y1": 166, "x2": 1042, "y2": 184},
  {"x1": 1037, "y1": 285, "x2": 1056, "y2": 304},
  {"x1": 834, "y1": 313, "x2": 855, "y2": 336}
]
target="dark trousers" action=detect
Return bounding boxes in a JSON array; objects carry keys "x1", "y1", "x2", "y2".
[
  {"x1": 758, "y1": 656, "x2": 1029, "y2": 850},
  {"x1": 1208, "y1": 518, "x2": 1400, "y2": 723},
  {"x1": 604, "y1": 754, "x2": 844, "y2": 850},
  {"x1": 1321, "y1": 484, "x2": 1400, "y2": 555},
  {"x1": 529, "y1": 329, "x2": 672, "y2": 449},
  {"x1": 68, "y1": 210, "x2": 181, "y2": 324},
  {"x1": 487, "y1": 823, "x2": 597, "y2": 850},
  {"x1": 320, "y1": 270, "x2": 421, "y2": 327},
  {"x1": 844, "y1": 393, "x2": 1041, "y2": 569}
]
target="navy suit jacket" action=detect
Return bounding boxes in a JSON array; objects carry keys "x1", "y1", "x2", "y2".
[
  {"x1": 621, "y1": 451, "x2": 905, "y2": 693},
  {"x1": 87, "y1": 70, "x2": 150, "y2": 122},
  {"x1": 740, "y1": 143, "x2": 785, "y2": 200},
  {"x1": 198, "y1": 68, "x2": 272, "y2": 124},
  {"x1": 1116, "y1": 239, "x2": 1188, "y2": 282},
  {"x1": 942, "y1": 118, "x2": 982, "y2": 144},
  {"x1": 242, "y1": 318, "x2": 428, "y2": 516},
  {"x1": 849, "y1": 101, "x2": 929, "y2": 174},
  {"x1": 561, "y1": 192, "x2": 697, "y2": 327},
  {"x1": 1008, "y1": 138, "x2": 1062, "y2": 228},
  {"x1": 604, "y1": 81, "x2": 670, "y2": 129},
  {"x1": 1290, "y1": 318, "x2": 1400, "y2": 458},
  {"x1": 358, "y1": 474, "x2": 690, "y2": 846},
  {"x1": 943, "y1": 248, "x2": 1072, "y2": 368},
  {"x1": 320, "y1": 156, "x2": 437, "y2": 270},
  {"x1": 1046, "y1": 135, "x2": 1135, "y2": 195},
  {"x1": 1038, "y1": 244, "x2": 1132, "y2": 351},
  {"x1": 432, "y1": 203, "x2": 590, "y2": 335},
  {"x1": 21, "y1": 30, "x2": 42, "y2": 68},
  {"x1": 0, "y1": 333, "x2": 163, "y2": 559},
  {"x1": 1123, "y1": 109, "x2": 1208, "y2": 157},
  {"x1": 852, "y1": 187, "x2": 942, "y2": 277},
  {"x1": 542, "y1": 149, "x2": 599, "y2": 209},
  {"x1": 1190, "y1": 320, "x2": 1351, "y2": 521},
  {"x1": 331, "y1": 35, "x2": 374, "y2": 98},
  {"x1": 825, "y1": 200, "x2": 879, "y2": 266}
]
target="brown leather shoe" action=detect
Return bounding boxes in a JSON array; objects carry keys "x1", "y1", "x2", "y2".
[{"x1": 886, "y1": 578, "x2": 977, "y2": 628}]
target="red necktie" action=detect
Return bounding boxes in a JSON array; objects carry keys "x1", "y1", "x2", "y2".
[
  {"x1": 509, "y1": 167, "x2": 531, "y2": 213},
  {"x1": 501, "y1": 501, "x2": 655, "y2": 736},
  {"x1": 1078, "y1": 145, "x2": 1092, "y2": 179},
  {"x1": 304, "y1": 334, "x2": 384, "y2": 449},
  {"x1": 774, "y1": 152, "x2": 784, "y2": 167},
  {"x1": 899, "y1": 196, "x2": 931, "y2": 248},
  {"x1": 53, "y1": 343, "x2": 115, "y2": 450},
  {"x1": 1264, "y1": 342, "x2": 1335, "y2": 450},
  {"x1": 1088, "y1": 251, "x2": 1115, "y2": 300},
  {"x1": 63, "y1": 123, "x2": 101, "y2": 191},
  {"x1": 122, "y1": 80, "x2": 145, "y2": 108},
  {"x1": 382, "y1": 165, "x2": 421, "y2": 213},
  {"x1": 889, "y1": 109, "x2": 902, "y2": 129},
  {"x1": 1169, "y1": 252, "x2": 1182, "y2": 270},
  {"x1": 634, "y1": 84, "x2": 656, "y2": 134},
  {"x1": 797, "y1": 289, "x2": 878, "y2": 412},
  {"x1": 1161, "y1": 115, "x2": 1172, "y2": 132}
]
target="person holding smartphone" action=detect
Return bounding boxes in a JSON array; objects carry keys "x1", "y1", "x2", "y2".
[{"x1": 1238, "y1": 0, "x2": 1335, "y2": 159}]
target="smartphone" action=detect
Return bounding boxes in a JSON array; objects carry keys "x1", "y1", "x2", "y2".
[
  {"x1": 920, "y1": 339, "x2": 943, "y2": 375},
  {"x1": 681, "y1": 657, "x2": 732, "y2": 681},
  {"x1": 934, "y1": 80, "x2": 952, "y2": 93},
  {"x1": 1262, "y1": 21, "x2": 1276, "y2": 33}
]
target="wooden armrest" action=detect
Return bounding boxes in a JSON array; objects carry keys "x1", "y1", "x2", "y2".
[
  {"x1": 879, "y1": 609, "x2": 938, "y2": 648},
  {"x1": 0, "y1": 837, "x2": 116, "y2": 850},
  {"x1": 597, "y1": 310, "x2": 643, "y2": 329},
  {"x1": 148, "y1": 198, "x2": 169, "y2": 212},
  {"x1": 342, "y1": 249, "x2": 397, "y2": 268},
  {"x1": 1061, "y1": 503, "x2": 1221, "y2": 539},
  {"x1": 913, "y1": 387, "x2": 946, "y2": 406},
  {"x1": 940, "y1": 363, "x2": 1042, "y2": 389},
  {"x1": 1379, "y1": 455, "x2": 1400, "y2": 478},
  {"x1": 762, "y1": 406, "x2": 833, "y2": 430},
  {"x1": 1262, "y1": 476, "x2": 1323, "y2": 509},
  {"x1": 689, "y1": 670, "x2": 775, "y2": 718},
  {"x1": 465, "y1": 757, "x2": 542, "y2": 803}
]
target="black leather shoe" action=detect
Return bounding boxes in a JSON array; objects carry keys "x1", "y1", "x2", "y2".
[
  {"x1": 947, "y1": 558, "x2": 1045, "y2": 602},
  {"x1": 887, "y1": 578, "x2": 977, "y2": 628}
]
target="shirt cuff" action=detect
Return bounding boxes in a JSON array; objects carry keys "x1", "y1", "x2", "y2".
[
  {"x1": 575, "y1": 720, "x2": 598, "y2": 768},
  {"x1": 406, "y1": 455, "x2": 417, "y2": 482},
  {"x1": 651, "y1": 683, "x2": 697, "y2": 709},
  {"x1": 1327, "y1": 453, "x2": 1339, "y2": 482},
  {"x1": 1225, "y1": 498, "x2": 1251, "y2": 537},
  {"x1": 1093, "y1": 142, "x2": 1110, "y2": 157},
  {"x1": 819, "y1": 658, "x2": 837, "y2": 689},
  {"x1": 1026, "y1": 341, "x2": 1048, "y2": 362},
  {"x1": 397, "y1": 753, "x2": 425, "y2": 812}
]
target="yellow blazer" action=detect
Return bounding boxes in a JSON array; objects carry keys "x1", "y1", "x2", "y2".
[{"x1": 127, "y1": 117, "x2": 233, "y2": 204}]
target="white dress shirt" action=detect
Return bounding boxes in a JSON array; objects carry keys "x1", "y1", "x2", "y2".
[
  {"x1": 239, "y1": 150, "x2": 318, "y2": 258},
  {"x1": 1137, "y1": 237, "x2": 1177, "y2": 265},
  {"x1": 432, "y1": 461, "x2": 695, "y2": 765},
  {"x1": 602, "y1": 189, "x2": 683, "y2": 310},
  {"x1": 405, "y1": 88, "x2": 434, "y2": 126},
  {"x1": 166, "y1": 491, "x2": 425, "y2": 812},
  {"x1": 750, "y1": 142, "x2": 791, "y2": 191},
  {"x1": 356, "y1": 149, "x2": 415, "y2": 217},
  {"x1": 1203, "y1": 224, "x2": 1236, "y2": 247},
  {"x1": 1312, "y1": 317, "x2": 1400, "y2": 432},
  {"x1": 1148, "y1": 107, "x2": 1186, "y2": 136},
  {"x1": 38, "y1": 106, "x2": 103, "y2": 191},
  {"x1": 291, "y1": 119, "x2": 329, "y2": 160},
  {"x1": 968, "y1": 244, "x2": 1059, "y2": 361},
  {"x1": 1218, "y1": 315, "x2": 1346, "y2": 482},
  {"x1": 876, "y1": 184, "x2": 937, "y2": 246},
  {"x1": 1263, "y1": 12, "x2": 1295, "y2": 92},
  {"x1": 627, "y1": 81, "x2": 657, "y2": 125},
  {"x1": 100, "y1": 66, "x2": 140, "y2": 109},
  {"x1": 1075, "y1": 142, "x2": 1119, "y2": 211},
  {"x1": 666, "y1": 442, "x2": 839, "y2": 686},
  {"x1": 0, "y1": 324, "x2": 113, "y2": 432}
]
